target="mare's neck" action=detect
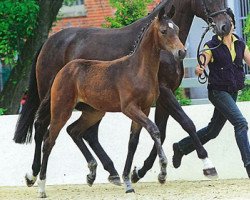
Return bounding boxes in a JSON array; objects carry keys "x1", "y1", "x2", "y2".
[{"x1": 172, "y1": 1, "x2": 195, "y2": 44}]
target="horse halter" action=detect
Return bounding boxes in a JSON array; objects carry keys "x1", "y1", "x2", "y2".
[{"x1": 201, "y1": 0, "x2": 229, "y2": 26}]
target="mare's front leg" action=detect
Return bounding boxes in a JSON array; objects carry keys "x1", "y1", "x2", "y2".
[
  {"x1": 159, "y1": 87, "x2": 217, "y2": 178},
  {"x1": 157, "y1": 86, "x2": 217, "y2": 176},
  {"x1": 122, "y1": 106, "x2": 167, "y2": 193}
]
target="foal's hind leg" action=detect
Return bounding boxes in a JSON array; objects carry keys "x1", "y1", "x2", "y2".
[{"x1": 25, "y1": 115, "x2": 50, "y2": 187}]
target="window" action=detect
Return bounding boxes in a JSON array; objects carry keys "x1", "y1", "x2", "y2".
[
  {"x1": 60, "y1": 0, "x2": 86, "y2": 17},
  {"x1": 64, "y1": 0, "x2": 84, "y2": 6}
]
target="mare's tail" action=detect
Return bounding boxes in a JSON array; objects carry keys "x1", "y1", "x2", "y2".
[{"x1": 13, "y1": 46, "x2": 43, "y2": 144}]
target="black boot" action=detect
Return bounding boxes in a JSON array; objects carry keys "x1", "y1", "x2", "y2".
[
  {"x1": 246, "y1": 165, "x2": 250, "y2": 178},
  {"x1": 172, "y1": 143, "x2": 184, "y2": 168}
]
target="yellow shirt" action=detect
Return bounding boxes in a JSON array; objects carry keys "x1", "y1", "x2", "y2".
[{"x1": 204, "y1": 35, "x2": 245, "y2": 62}]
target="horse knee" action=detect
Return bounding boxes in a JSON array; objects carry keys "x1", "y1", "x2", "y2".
[{"x1": 181, "y1": 118, "x2": 196, "y2": 134}]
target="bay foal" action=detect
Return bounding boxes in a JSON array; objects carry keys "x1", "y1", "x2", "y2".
[{"x1": 35, "y1": 6, "x2": 186, "y2": 197}]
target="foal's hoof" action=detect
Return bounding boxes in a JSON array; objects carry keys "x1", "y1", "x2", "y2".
[
  {"x1": 158, "y1": 172, "x2": 166, "y2": 184},
  {"x1": 25, "y1": 173, "x2": 37, "y2": 187},
  {"x1": 108, "y1": 175, "x2": 122, "y2": 186},
  {"x1": 38, "y1": 192, "x2": 47, "y2": 198},
  {"x1": 87, "y1": 174, "x2": 96, "y2": 187},
  {"x1": 126, "y1": 188, "x2": 135, "y2": 193},
  {"x1": 131, "y1": 167, "x2": 140, "y2": 183},
  {"x1": 203, "y1": 167, "x2": 218, "y2": 179}
]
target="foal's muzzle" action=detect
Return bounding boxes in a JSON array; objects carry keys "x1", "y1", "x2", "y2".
[{"x1": 178, "y1": 49, "x2": 186, "y2": 60}]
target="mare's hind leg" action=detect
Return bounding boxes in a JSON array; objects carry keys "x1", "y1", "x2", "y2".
[
  {"x1": 25, "y1": 114, "x2": 50, "y2": 187},
  {"x1": 82, "y1": 122, "x2": 121, "y2": 186},
  {"x1": 67, "y1": 108, "x2": 121, "y2": 186},
  {"x1": 122, "y1": 106, "x2": 167, "y2": 193}
]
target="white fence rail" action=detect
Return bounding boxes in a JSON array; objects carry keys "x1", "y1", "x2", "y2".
[
  {"x1": 1, "y1": 104, "x2": 249, "y2": 186},
  {"x1": 181, "y1": 58, "x2": 250, "y2": 104}
]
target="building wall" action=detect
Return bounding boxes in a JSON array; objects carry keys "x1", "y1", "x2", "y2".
[{"x1": 51, "y1": 0, "x2": 161, "y2": 34}]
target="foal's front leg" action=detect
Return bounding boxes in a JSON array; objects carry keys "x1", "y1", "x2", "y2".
[
  {"x1": 122, "y1": 105, "x2": 167, "y2": 193},
  {"x1": 122, "y1": 121, "x2": 142, "y2": 193}
]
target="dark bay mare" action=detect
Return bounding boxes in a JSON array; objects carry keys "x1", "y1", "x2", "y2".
[
  {"x1": 34, "y1": 7, "x2": 185, "y2": 198},
  {"x1": 13, "y1": 0, "x2": 232, "y2": 193}
]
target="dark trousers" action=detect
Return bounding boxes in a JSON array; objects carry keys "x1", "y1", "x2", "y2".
[{"x1": 178, "y1": 89, "x2": 250, "y2": 167}]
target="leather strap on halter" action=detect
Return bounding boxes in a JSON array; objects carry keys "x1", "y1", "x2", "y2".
[{"x1": 201, "y1": 0, "x2": 229, "y2": 24}]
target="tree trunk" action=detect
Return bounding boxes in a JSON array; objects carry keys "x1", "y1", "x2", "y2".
[{"x1": 0, "y1": 0, "x2": 63, "y2": 114}]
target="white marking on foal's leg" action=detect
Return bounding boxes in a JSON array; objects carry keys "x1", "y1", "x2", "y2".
[
  {"x1": 202, "y1": 158, "x2": 215, "y2": 169},
  {"x1": 37, "y1": 178, "x2": 47, "y2": 198}
]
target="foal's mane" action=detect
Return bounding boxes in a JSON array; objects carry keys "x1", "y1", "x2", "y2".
[
  {"x1": 129, "y1": 0, "x2": 170, "y2": 55},
  {"x1": 129, "y1": 19, "x2": 154, "y2": 55}
]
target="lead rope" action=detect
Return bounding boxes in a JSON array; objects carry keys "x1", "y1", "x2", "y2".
[{"x1": 196, "y1": 26, "x2": 223, "y2": 84}]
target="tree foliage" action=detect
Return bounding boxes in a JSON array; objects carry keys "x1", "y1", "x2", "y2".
[
  {"x1": 0, "y1": 0, "x2": 64, "y2": 114},
  {"x1": 104, "y1": 0, "x2": 153, "y2": 28},
  {"x1": 0, "y1": 0, "x2": 39, "y2": 65},
  {"x1": 245, "y1": 14, "x2": 250, "y2": 48}
]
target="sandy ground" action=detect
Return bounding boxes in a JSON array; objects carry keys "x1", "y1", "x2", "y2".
[{"x1": 0, "y1": 179, "x2": 249, "y2": 200}]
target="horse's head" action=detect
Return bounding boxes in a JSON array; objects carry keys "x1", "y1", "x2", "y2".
[
  {"x1": 193, "y1": 0, "x2": 232, "y2": 37},
  {"x1": 157, "y1": 6, "x2": 186, "y2": 61}
]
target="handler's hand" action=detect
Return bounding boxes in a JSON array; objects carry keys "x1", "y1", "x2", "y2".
[{"x1": 195, "y1": 65, "x2": 204, "y2": 76}]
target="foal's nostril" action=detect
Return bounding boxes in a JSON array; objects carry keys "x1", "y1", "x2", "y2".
[{"x1": 178, "y1": 49, "x2": 186, "y2": 60}]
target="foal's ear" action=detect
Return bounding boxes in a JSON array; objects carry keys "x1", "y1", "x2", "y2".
[{"x1": 158, "y1": 5, "x2": 175, "y2": 21}]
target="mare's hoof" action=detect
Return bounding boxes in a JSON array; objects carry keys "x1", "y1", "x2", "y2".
[
  {"x1": 38, "y1": 192, "x2": 47, "y2": 198},
  {"x1": 172, "y1": 143, "x2": 183, "y2": 168},
  {"x1": 203, "y1": 167, "x2": 218, "y2": 179},
  {"x1": 108, "y1": 175, "x2": 122, "y2": 186},
  {"x1": 25, "y1": 174, "x2": 36, "y2": 187},
  {"x1": 131, "y1": 167, "x2": 140, "y2": 183},
  {"x1": 126, "y1": 189, "x2": 135, "y2": 193},
  {"x1": 158, "y1": 173, "x2": 166, "y2": 184},
  {"x1": 87, "y1": 174, "x2": 96, "y2": 187}
]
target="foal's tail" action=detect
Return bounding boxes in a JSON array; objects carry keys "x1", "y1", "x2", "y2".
[
  {"x1": 13, "y1": 45, "x2": 43, "y2": 144},
  {"x1": 35, "y1": 89, "x2": 51, "y2": 131}
]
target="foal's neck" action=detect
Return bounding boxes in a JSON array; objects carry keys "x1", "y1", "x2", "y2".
[{"x1": 131, "y1": 21, "x2": 161, "y2": 75}]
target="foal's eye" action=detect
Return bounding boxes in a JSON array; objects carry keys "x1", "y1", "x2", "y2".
[{"x1": 160, "y1": 29, "x2": 167, "y2": 34}]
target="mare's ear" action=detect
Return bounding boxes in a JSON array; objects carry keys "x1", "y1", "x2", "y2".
[
  {"x1": 166, "y1": 5, "x2": 175, "y2": 19},
  {"x1": 158, "y1": 5, "x2": 175, "y2": 21},
  {"x1": 158, "y1": 7, "x2": 166, "y2": 21}
]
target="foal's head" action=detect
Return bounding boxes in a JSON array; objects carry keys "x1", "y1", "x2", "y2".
[{"x1": 156, "y1": 6, "x2": 186, "y2": 60}]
